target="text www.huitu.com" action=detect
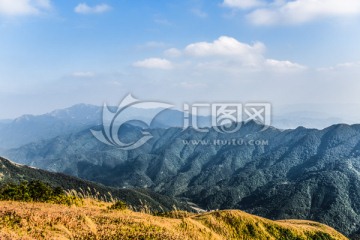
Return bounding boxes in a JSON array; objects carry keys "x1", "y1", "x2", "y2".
[{"x1": 182, "y1": 139, "x2": 269, "y2": 146}]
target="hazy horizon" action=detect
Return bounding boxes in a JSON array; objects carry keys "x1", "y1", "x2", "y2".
[{"x1": 0, "y1": 101, "x2": 358, "y2": 130}]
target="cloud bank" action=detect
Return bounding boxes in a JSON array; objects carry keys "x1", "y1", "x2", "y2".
[
  {"x1": 224, "y1": 0, "x2": 360, "y2": 25},
  {"x1": 134, "y1": 36, "x2": 306, "y2": 72},
  {"x1": 74, "y1": 3, "x2": 111, "y2": 15},
  {"x1": 0, "y1": 0, "x2": 51, "y2": 16}
]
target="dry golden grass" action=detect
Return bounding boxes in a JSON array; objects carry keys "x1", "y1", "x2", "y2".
[{"x1": 0, "y1": 199, "x2": 348, "y2": 240}]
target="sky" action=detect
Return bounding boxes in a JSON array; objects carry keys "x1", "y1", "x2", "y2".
[{"x1": 1, "y1": 0, "x2": 360, "y2": 122}]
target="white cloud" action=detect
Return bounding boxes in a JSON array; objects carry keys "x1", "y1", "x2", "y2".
[
  {"x1": 246, "y1": 0, "x2": 360, "y2": 25},
  {"x1": 223, "y1": 0, "x2": 265, "y2": 9},
  {"x1": 183, "y1": 36, "x2": 305, "y2": 70},
  {"x1": 137, "y1": 36, "x2": 305, "y2": 72},
  {"x1": 133, "y1": 58, "x2": 173, "y2": 70},
  {"x1": 247, "y1": 9, "x2": 278, "y2": 25},
  {"x1": 185, "y1": 36, "x2": 265, "y2": 57},
  {"x1": 0, "y1": 0, "x2": 51, "y2": 16},
  {"x1": 74, "y1": 3, "x2": 111, "y2": 15},
  {"x1": 265, "y1": 59, "x2": 307, "y2": 71},
  {"x1": 184, "y1": 36, "x2": 266, "y2": 67},
  {"x1": 164, "y1": 48, "x2": 182, "y2": 58}
]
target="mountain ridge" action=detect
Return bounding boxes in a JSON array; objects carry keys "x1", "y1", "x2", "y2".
[
  {"x1": 0, "y1": 103, "x2": 355, "y2": 150},
  {"x1": 5, "y1": 122, "x2": 360, "y2": 237}
]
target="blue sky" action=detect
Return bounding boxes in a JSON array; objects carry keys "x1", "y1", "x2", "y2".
[{"x1": 1, "y1": 0, "x2": 360, "y2": 122}]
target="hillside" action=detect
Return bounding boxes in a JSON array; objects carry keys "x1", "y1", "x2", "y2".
[
  {"x1": 5, "y1": 122, "x2": 360, "y2": 237},
  {"x1": 0, "y1": 157, "x2": 191, "y2": 212},
  {"x1": 0, "y1": 200, "x2": 348, "y2": 240}
]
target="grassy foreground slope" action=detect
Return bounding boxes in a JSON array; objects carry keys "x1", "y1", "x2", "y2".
[
  {"x1": 0, "y1": 200, "x2": 347, "y2": 240},
  {"x1": 0, "y1": 156, "x2": 192, "y2": 212}
]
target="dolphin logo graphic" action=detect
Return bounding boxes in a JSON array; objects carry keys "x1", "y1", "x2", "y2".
[{"x1": 91, "y1": 94, "x2": 173, "y2": 150}]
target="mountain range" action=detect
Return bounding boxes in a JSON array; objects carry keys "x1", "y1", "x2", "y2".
[
  {"x1": 0, "y1": 104, "x2": 210, "y2": 150},
  {"x1": 0, "y1": 103, "x2": 351, "y2": 150},
  {"x1": 2, "y1": 104, "x2": 360, "y2": 238},
  {"x1": 3, "y1": 120, "x2": 360, "y2": 238}
]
